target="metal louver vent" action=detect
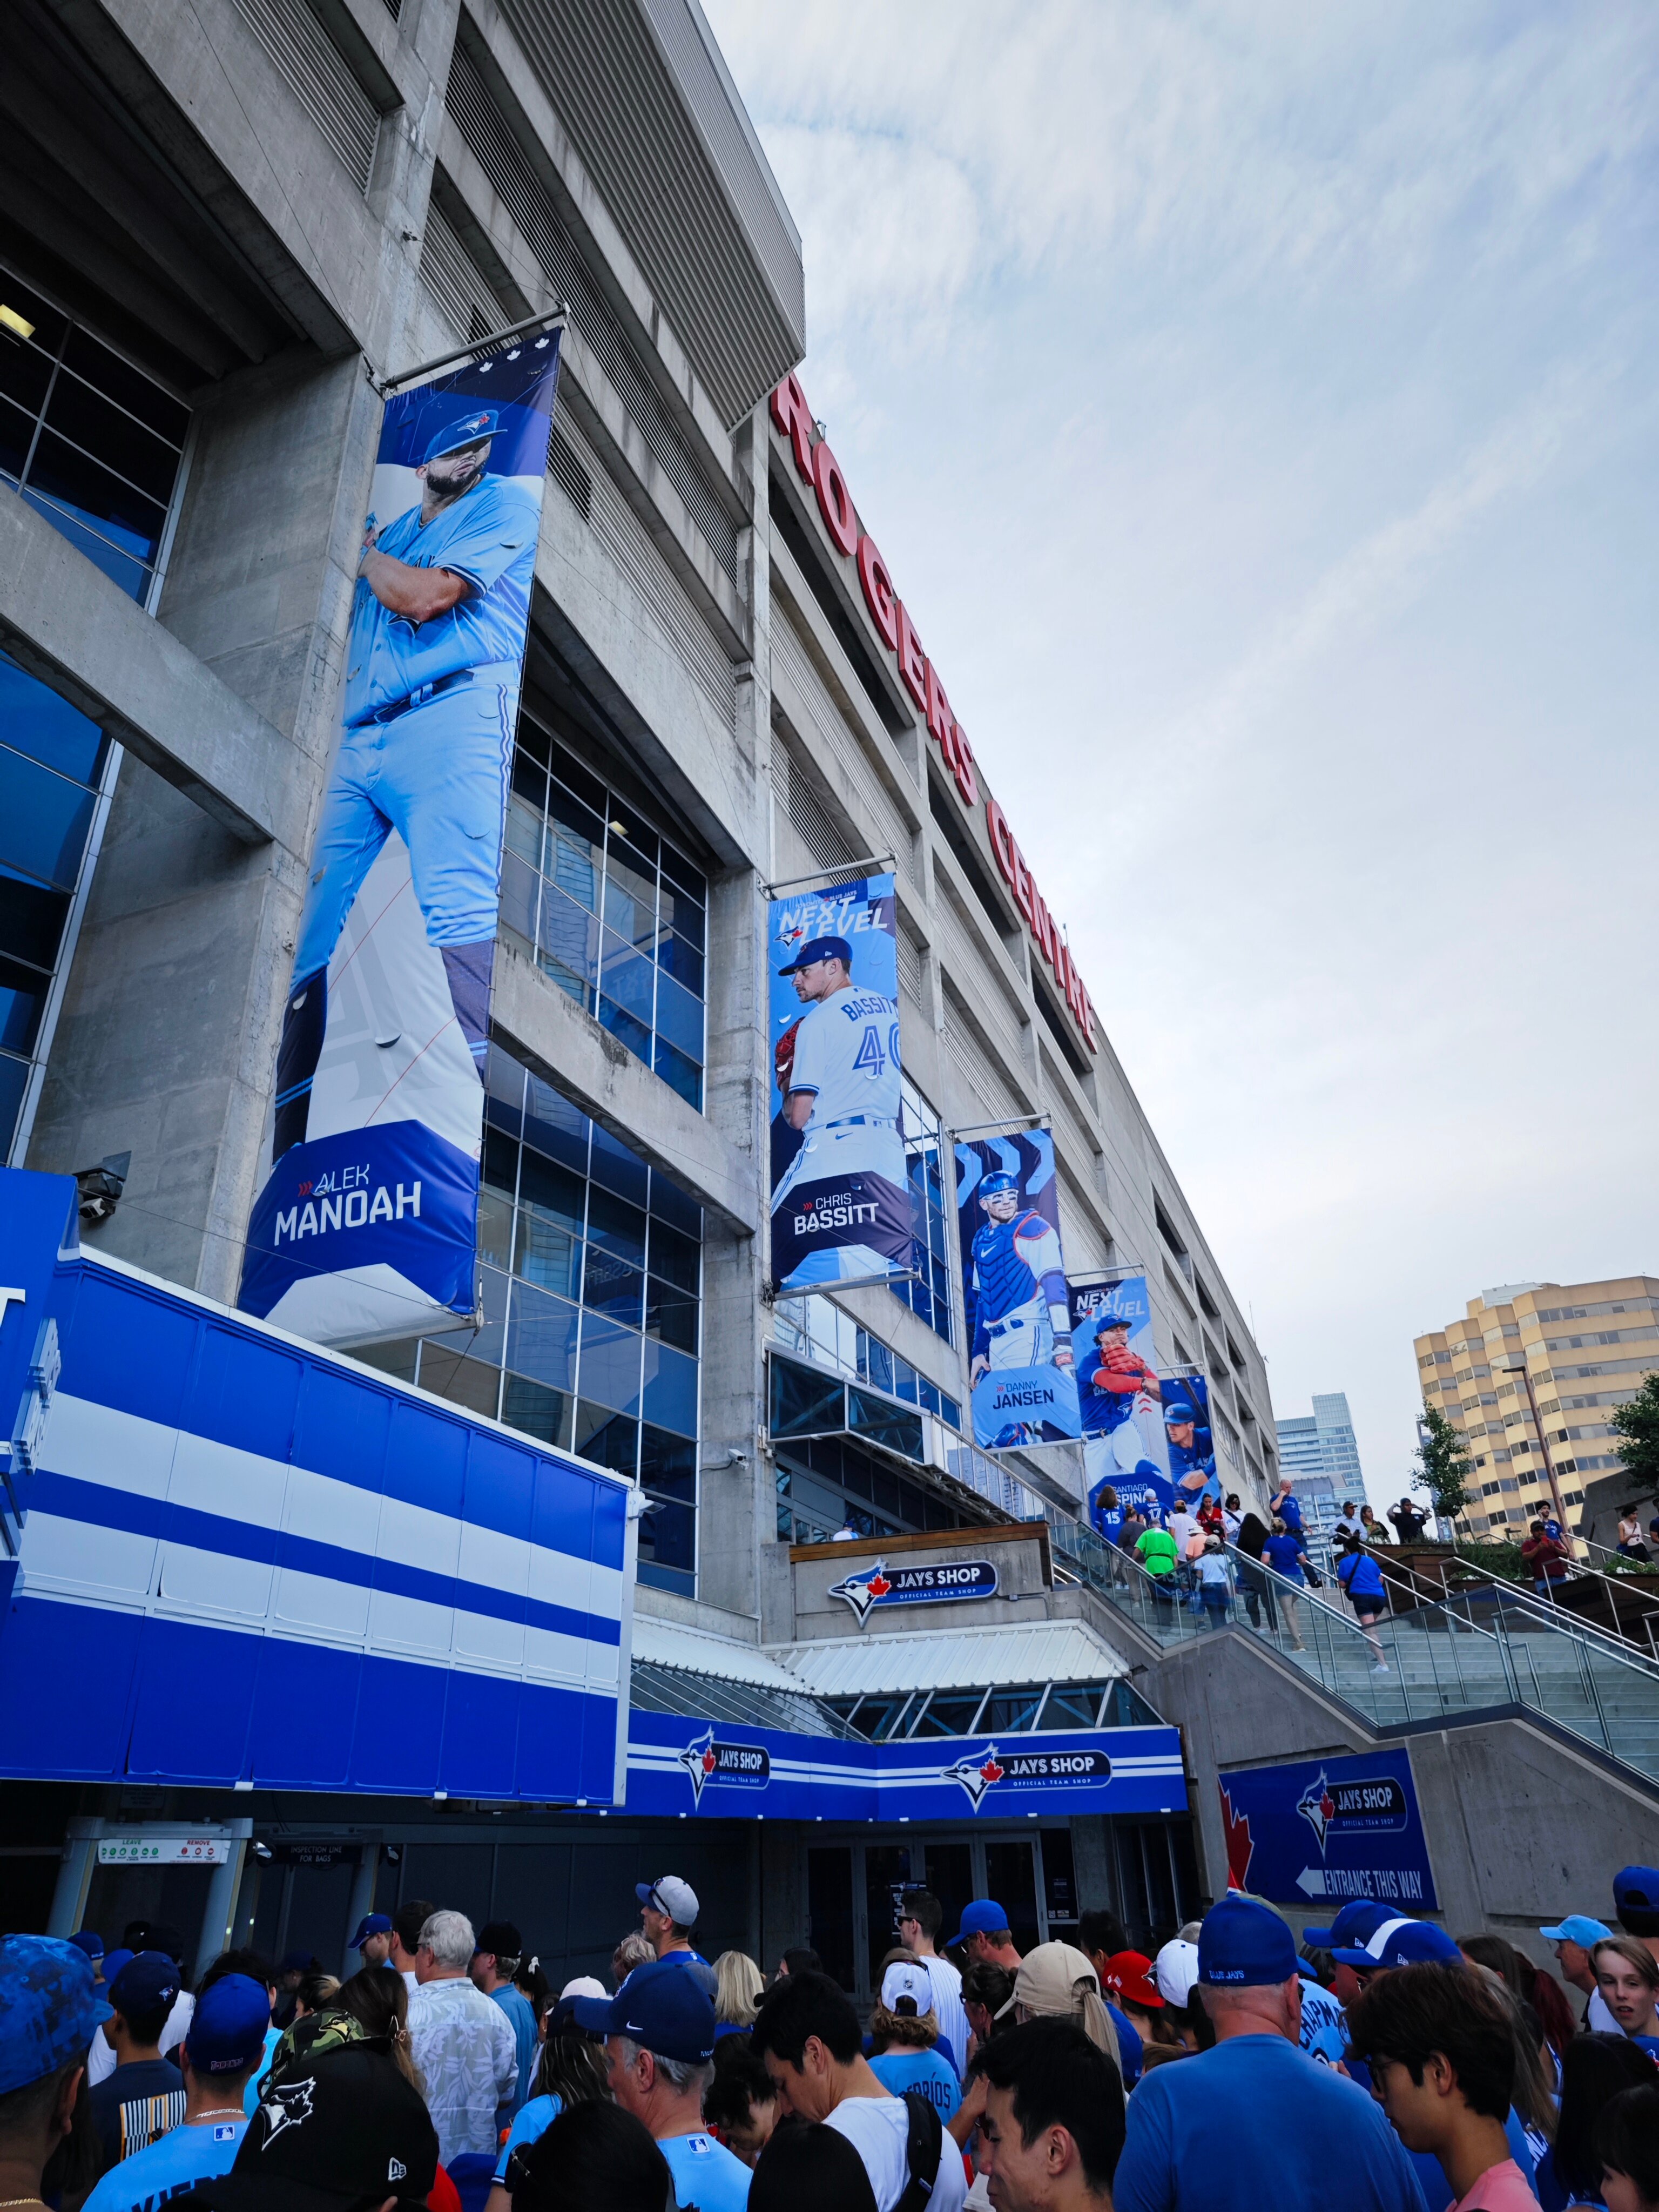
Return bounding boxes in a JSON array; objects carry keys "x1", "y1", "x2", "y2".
[
  {"x1": 778, "y1": 743, "x2": 855, "y2": 873},
  {"x1": 227, "y1": 0, "x2": 381, "y2": 193},
  {"x1": 418, "y1": 194, "x2": 502, "y2": 339},
  {"x1": 894, "y1": 925, "x2": 924, "y2": 1009},
  {"x1": 444, "y1": 39, "x2": 738, "y2": 583}
]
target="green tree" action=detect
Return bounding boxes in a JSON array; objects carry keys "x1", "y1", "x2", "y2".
[
  {"x1": 1415, "y1": 1404, "x2": 1474, "y2": 1525},
  {"x1": 1611, "y1": 1372, "x2": 1659, "y2": 1501}
]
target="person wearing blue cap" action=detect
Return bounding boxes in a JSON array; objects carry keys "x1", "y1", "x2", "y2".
[
  {"x1": 1539, "y1": 1912, "x2": 1615, "y2": 2027},
  {"x1": 771, "y1": 928, "x2": 903, "y2": 1285},
  {"x1": 89, "y1": 1951, "x2": 188, "y2": 2167},
  {"x1": 82, "y1": 1975, "x2": 269, "y2": 2212},
  {"x1": 70, "y1": 1930, "x2": 107, "y2": 1979},
  {"x1": 1112, "y1": 1894, "x2": 1429, "y2": 2212},
  {"x1": 949, "y1": 1901, "x2": 1022, "y2": 1974},
  {"x1": 350, "y1": 1912, "x2": 395, "y2": 1971},
  {"x1": 0, "y1": 1932, "x2": 111, "y2": 2209},
  {"x1": 569, "y1": 1959, "x2": 751, "y2": 2212},
  {"x1": 270, "y1": 392, "x2": 543, "y2": 1157}
]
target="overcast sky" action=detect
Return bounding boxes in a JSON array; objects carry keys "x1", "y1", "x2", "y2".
[{"x1": 704, "y1": 0, "x2": 1659, "y2": 1509}]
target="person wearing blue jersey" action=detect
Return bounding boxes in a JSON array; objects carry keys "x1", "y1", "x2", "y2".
[
  {"x1": 1112, "y1": 1896, "x2": 1430, "y2": 2212},
  {"x1": 771, "y1": 933, "x2": 905, "y2": 1285},
  {"x1": 273, "y1": 406, "x2": 542, "y2": 1156},
  {"x1": 83, "y1": 1975, "x2": 269, "y2": 2212},
  {"x1": 968, "y1": 1172, "x2": 1074, "y2": 1444},
  {"x1": 1163, "y1": 1395, "x2": 1218, "y2": 1504},
  {"x1": 1338, "y1": 1533, "x2": 1393, "y2": 1670}
]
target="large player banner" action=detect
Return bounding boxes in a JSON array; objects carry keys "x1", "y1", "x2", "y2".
[
  {"x1": 768, "y1": 872, "x2": 912, "y2": 1294},
  {"x1": 239, "y1": 336, "x2": 562, "y2": 1341},
  {"x1": 1072, "y1": 1274, "x2": 1220, "y2": 1531},
  {"x1": 956, "y1": 1130, "x2": 1082, "y2": 1449}
]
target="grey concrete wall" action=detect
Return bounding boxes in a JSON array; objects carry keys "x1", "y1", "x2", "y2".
[{"x1": 790, "y1": 1531, "x2": 1053, "y2": 1642}]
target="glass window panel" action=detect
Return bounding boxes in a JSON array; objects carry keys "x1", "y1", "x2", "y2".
[
  {"x1": 417, "y1": 1343, "x2": 500, "y2": 1420},
  {"x1": 646, "y1": 1219, "x2": 699, "y2": 1293},
  {"x1": 547, "y1": 741, "x2": 608, "y2": 817},
  {"x1": 27, "y1": 430, "x2": 165, "y2": 559},
  {"x1": 497, "y1": 849, "x2": 538, "y2": 943},
  {"x1": 504, "y1": 1281, "x2": 579, "y2": 1395},
  {"x1": 639, "y1": 1424, "x2": 696, "y2": 1503},
  {"x1": 510, "y1": 750, "x2": 547, "y2": 812},
  {"x1": 648, "y1": 1174, "x2": 702, "y2": 1238},
  {"x1": 652, "y1": 1035, "x2": 702, "y2": 1110},
  {"x1": 504, "y1": 793, "x2": 543, "y2": 865},
  {"x1": 347, "y1": 1336, "x2": 420, "y2": 1384},
  {"x1": 0, "y1": 656, "x2": 105, "y2": 787},
  {"x1": 602, "y1": 864, "x2": 657, "y2": 949},
  {"x1": 0, "y1": 866, "x2": 70, "y2": 970},
  {"x1": 481, "y1": 1125, "x2": 518, "y2": 1199},
  {"x1": 577, "y1": 1310, "x2": 643, "y2": 1416},
  {"x1": 656, "y1": 928, "x2": 704, "y2": 996},
  {"x1": 0, "y1": 750, "x2": 97, "y2": 889},
  {"x1": 60, "y1": 328, "x2": 189, "y2": 445},
  {"x1": 585, "y1": 1185, "x2": 646, "y2": 1267},
  {"x1": 523, "y1": 1077, "x2": 589, "y2": 1169},
  {"x1": 847, "y1": 1388, "x2": 923, "y2": 1461},
  {"x1": 0, "y1": 335, "x2": 55, "y2": 417},
  {"x1": 658, "y1": 841, "x2": 705, "y2": 903},
  {"x1": 535, "y1": 881, "x2": 599, "y2": 1002},
  {"x1": 0, "y1": 955, "x2": 48, "y2": 1055},
  {"x1": 574, "y1": 1400, "x2": 638, "y2": 1478},
  {"x1": 485, "y1": 1043, "x2": 526, "y2": 1116},
  {"x1": 599, "y1": 928, "x2": 656, "y2": 1023},
  {"x1": 862, "y1": 1338, "x2": 895, "y2": 1394},
  {"x1": 45, "y1": 374, "x2": 179, "y2": 502},
  {"x1": 517, "y1": 1147, "x2": 585, "y2": 1233},
  {"x1": 770, "y1": 1357, "x2": 845, "y2": 1440},
  {"x1": 908, "y1": 1690, "x2": 989, "y2": 1739},
  {"x1": 476, "y1": 1184, "x2": 513, "y2": 1271},
  {"x1": 501, "y1": 1373, "x2": 572, "y2": 1451},
  {"x1": 21, "y1": 489, "x2": 150, "y2": 600},
  {"x1": 516, "y1": 718, "x2": 552, "y2": 771},
  {"x1": 652, "y1": 969, "x2": 703, "y2": 1058},
  {"x1": 848, "y1": 1695, "x2": 913, "y2": 1742},
  {"x1": 637, "y1": 1497, "x2": 694, "y2": 1574},
  {"x1": 1037, "y1": 1683, "x2": 1105, "y2": 1731},
  {"x1": 588, "y1": 1120, "x2": 649, "y2": 1207},
  {"x1": 514, "y1": 1212, "x2": 580, "y2": 1299},
  {"x1": 583, "y1": 1246, "x2": 644, "y2": 1326},
  {"x1": 644, "y1": 1278, "x2": 698, "y2": 1354},
  {"x1": 642, "y1": 1341, "x2": 698, "y2": 1437},
  {"x1": 982, "y1": 1688, "x2": 1045, "y2": 1733},
  {"x1": 609, "y1": 824, "x2": 658, "y2": 876},
  {"x1": 597, "y1": 994, "x2": 651, "y2": 1061},
  {"x1": 940, "y1": 1393, "x2": 961, "y2": 1429},
  {"x1": 0, "y1": 393, "x2": 34, "y2": 481},
  {"x1": 0, "y1": 1051, "x2": 25, "y2": 1157}
]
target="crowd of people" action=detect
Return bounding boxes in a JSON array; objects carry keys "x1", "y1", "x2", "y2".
[{"x1": 6, "y1": 1858, "x2": 1659, "y2": 2212}]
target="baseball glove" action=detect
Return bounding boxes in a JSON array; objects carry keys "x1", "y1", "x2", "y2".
[{"x1": 775, "y1": 1018, "x2": 802, "y2": 1095}]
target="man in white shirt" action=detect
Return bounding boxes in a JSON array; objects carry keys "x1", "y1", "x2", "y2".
[
  {"x1": 898, "y1": 1889, "x2": 970, "y2": 2079},
  {"x1": 407, "y1": 1909, "x2": 518, "y2": 2163},
  {"x1": 1334, "y1": 1502, "x2": 1365, "y2": 1541},
  {"x1": 752, "y1": 1967, "x2": 966, "y2": 2212}
]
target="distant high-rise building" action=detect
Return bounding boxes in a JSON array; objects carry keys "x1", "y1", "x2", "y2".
[
  {"x1": 1274, "y1": 1392, "x2": 1365, "y2": 1539},
  {"x1": 1414, "y1": 1278, "x2": 1659, "y2": 1541}
]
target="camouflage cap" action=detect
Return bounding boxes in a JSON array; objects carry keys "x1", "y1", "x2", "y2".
[{"x1": 0, "y1": 1933, "x2": 113, "y2": 2094}]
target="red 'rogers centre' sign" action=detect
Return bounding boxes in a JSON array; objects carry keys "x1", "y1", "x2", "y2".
[{"x1": 770, "y1": 375, "x2": 1097, "y2": 1052}]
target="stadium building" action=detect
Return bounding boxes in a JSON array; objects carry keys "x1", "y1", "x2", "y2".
[{"x1": 5, "y1": 0, "x2": 1642, "y2": 1997}]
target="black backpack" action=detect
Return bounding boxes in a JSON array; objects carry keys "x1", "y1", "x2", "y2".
[{"x1": 895, "y1": 2089, "x2": 945, "y2": 2212}]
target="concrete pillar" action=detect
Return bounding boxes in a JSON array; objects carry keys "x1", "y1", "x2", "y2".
[
  {"x1": 199, "y1": 1819, "x2": 254, "y2": 1970},
  {"x1": 1071, "y1": 1817, "x2": 1117, "y2": 1925},
  {"x1": 341, "y1": 1847, "x2": 380, "y2": 1979},
  {"x1": 46, "y1": 1816, "x2": 103, "y2": 1939}
]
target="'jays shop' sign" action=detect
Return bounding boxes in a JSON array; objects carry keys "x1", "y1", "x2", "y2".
[{"x1": 828, "y1": 1556, "x2": 999, "y2": 1626}]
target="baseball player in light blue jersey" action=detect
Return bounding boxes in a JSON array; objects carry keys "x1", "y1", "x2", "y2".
[
  {"x1": 969, "y1": 1172, "x2": 1074, "y2": 1442},
  {"x1": 272, "y1": 407, "x2": 539, "y2": 1156},
  {"x1": 772, "y1": 932, "x2": 902, "y2": 1282}
]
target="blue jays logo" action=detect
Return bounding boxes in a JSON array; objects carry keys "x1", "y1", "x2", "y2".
[
  {"x1": 946, "y1": 1744, "x2": 1008, "y2": 1809},
  {"x1": 678, "y1": 1728, "x2": 770, "y2": 1807},
  {"x1": 827, "y1": 1559, "x2": 895, "y2": 1624},
  {"x1": 1297, "y1": 1770, "x2": 1339, "y2": 1852},
  {"x1": 261, "y1": 2076, "x2": 315, "y2": 2144},
  {"x1": 451, "y1": 412, "x2": 492, "y2": 441}
]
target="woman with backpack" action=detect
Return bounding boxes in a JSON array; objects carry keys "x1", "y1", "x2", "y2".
[{"x1": 1337, "y1": 1533, "x2": 1391, "y2": 1671}]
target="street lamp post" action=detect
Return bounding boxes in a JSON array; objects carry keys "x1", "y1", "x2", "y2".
[{"x1": 1499, "y1": 1357, "x2": 1572, "y2": 1555}]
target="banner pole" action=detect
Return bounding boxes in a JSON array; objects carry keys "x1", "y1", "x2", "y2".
[
  {"x1": 948, "y1": 1112, "x2": 1051, "y2": 1142},
  {"x1": 373, "y1": 307, "x2": 570, "y2": 395},
  {"x1": 764, "y1": 855, "x2": 896, "y2": 898}
]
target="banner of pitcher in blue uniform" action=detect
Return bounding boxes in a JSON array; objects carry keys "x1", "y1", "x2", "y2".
[
  {"x1": 1072, "y1": 1273, "x2": 1219, "y2": 1537},
  {"x1": 768, "y1": 872, "x2": 914, "y2": 1294},
  {"x1": 955, "y1": 1130, "x2": 1082, "y2": 1449},
  {"x1": 239, "y1": 339, "x2": 562, "y2": 1343}
]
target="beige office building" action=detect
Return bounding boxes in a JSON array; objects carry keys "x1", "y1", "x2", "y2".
[{"x1": 1415, "y1": 1278, "x2": 1659, "y2": 1537}]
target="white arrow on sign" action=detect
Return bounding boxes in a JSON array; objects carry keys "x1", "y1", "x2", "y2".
[{"x1": 1296, "y1": 1867, "x2": 1327, "y2": 1897}]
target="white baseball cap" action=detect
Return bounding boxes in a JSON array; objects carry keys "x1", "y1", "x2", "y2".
[
  {"x1": 637, "y1": 1876, "x2": 700, "y2": 1925},
  {"x1": 560, "y1": 1975, "x2": 606, "y2": 2000},
  {"x1": 1155, "y1": 1938, "x2": 1199, "y2": 2007},
  {"x1": 880, "y1": 1960, "x2": 934, "y2": 2015}
]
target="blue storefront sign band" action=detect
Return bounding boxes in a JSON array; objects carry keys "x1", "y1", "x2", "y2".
[
  {"x1": 827, "y1": 1556, "x2": 999, "y2": 1625},
  {"x1": 1217, "y1": 1748, "x2": 1438, "y2": 1911},
  {"x1": 629, "y1": 1710, "x2": 1186, "y2": 1823}
]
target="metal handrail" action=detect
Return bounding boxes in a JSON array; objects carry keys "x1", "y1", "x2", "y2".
[{"x1": 1437, "y1": 1552, "x2": 1659, "y2": 1681}]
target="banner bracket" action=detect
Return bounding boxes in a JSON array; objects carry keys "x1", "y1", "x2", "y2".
[
  {"x1": 373, "y1": 307, "x2": 570, "y2": 396},
  {"x1": 949, "y1": 1112, "x2": 1051, "y2": 1142},
  {"x1": 764, "y1": 855, "x2": 896, "y2": 898}
]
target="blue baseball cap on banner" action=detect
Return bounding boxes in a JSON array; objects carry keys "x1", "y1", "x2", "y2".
[
  {"x1": 0, "y1": 1934, "x2": 113, "y2": 2095},
  {"x1": 1163, "y1": 1401, "x2": 1199, "y2": 1425},
  {"x1": 1197, "y1": 1896, "x2": 1298, "y2": 1987},
  {"x1": 422, "y1": 409, "x2": 498, "y2": 464},
  {"x1": 1094, "y1": 1314, "x2": 1131, "y2": 1334},
  {"x1": 1303, "y1": 1898, "x2": 1392, "y2": 1948},
  {"x1": 778, "y1": 935, "x2": 852, "y2": 976},
  {"x1": 949, "y1": 1900, "x2": 1011, "y2": 1947},
  {"x1": 569, "y1": 1958, "x2": 715, "y2": 2062}
]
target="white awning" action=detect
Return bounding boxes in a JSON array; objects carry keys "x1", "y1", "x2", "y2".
[
  {"x1": 631, "y1": 1612, "x2": 807, "y2": 1691},
  {"x1": 767, "y1": 1617, "x2": 1131, "y2": 1701}
]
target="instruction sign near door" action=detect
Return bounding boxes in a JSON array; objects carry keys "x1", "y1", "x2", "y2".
[{"x1": 1217, "y1": 1748, "x2": 1438, "y2": 1911}]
